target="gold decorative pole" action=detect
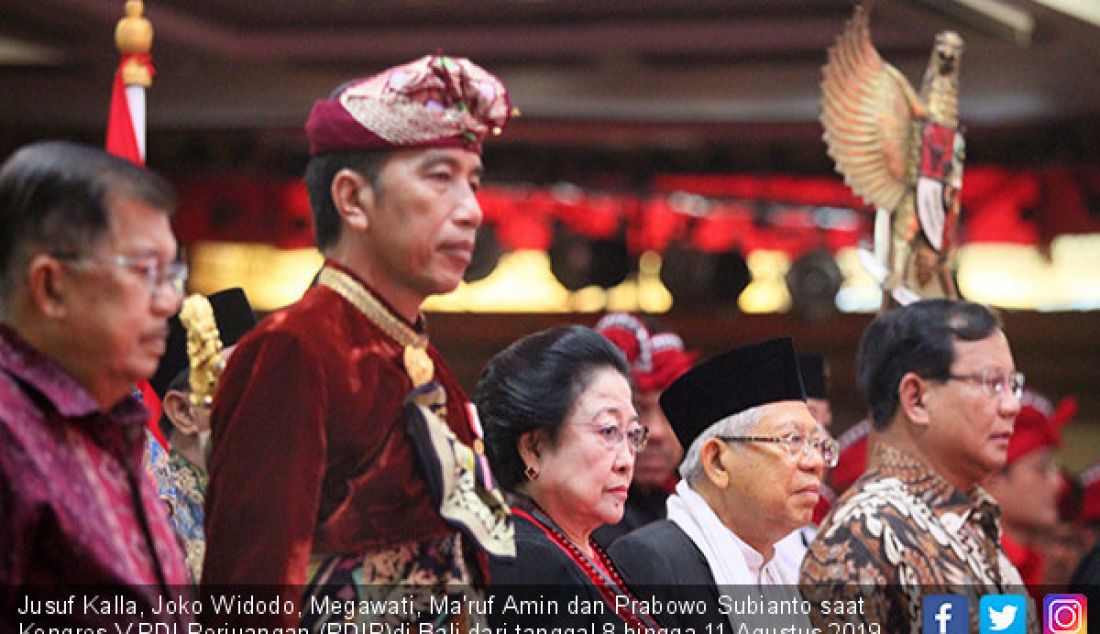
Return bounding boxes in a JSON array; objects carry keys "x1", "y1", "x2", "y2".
[
  {"x1": 115, "y1": 1, "x2": 154, "y2": 87},
  {"x1": 107, "y1": 0, "x2": 155, "y2": 163}
]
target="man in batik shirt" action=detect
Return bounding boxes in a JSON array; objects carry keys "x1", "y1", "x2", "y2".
[
  {"x1": 144, "y1": 287, "x2": 255, "y2": 583},
  {"x1": 0, "y1": 142, "x2": 190, "y2": 629},
  {"x1": 801, "y1": 299, "x2": 1034, "y2": 634},
  {"x1": 201, "y1": 55, "x2": 515, "y2": 629}
]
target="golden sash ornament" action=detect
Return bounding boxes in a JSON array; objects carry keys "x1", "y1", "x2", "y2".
[
  {"x1": 317, "y1": 266, "x2": 435, "y2": 389},
  {"x1": 318, "y1": 265, "x2": 514, "y2": 558},
  {"x1": 403, "y1": 345, "x2": 434, "y2": 389}
]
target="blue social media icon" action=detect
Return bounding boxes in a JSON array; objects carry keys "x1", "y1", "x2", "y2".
[
  {"x1": 924, "y1": 595, "x2": 969, "y2": 634},
  {"x1": 981, "y1": 595, "x2": 1028, "y2": 634}
]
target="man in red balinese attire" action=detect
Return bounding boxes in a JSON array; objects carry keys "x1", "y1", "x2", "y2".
[{"x1": 201, "y1": 55, "x2": 515, "y2": 628}]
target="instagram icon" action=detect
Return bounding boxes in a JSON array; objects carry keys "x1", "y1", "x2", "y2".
[{"x1": 1045, "y1": 594, "x2": 1087, "y2": 634}]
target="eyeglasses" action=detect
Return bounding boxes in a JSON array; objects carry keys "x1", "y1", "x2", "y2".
[
  {"x1": 940, "y1": 369, "x2": 1025, "y2": 400},
  {"x1": 590, "y1": 422, "x2": 650, "y2": 452},
  {"x1": 718, "y1": 432, "x2": 839, "y2": 468},
  {"x1": 54, "y1": 252, "x2": 188, "y2": 300}
]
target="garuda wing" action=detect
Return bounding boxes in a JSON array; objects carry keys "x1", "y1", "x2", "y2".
[{"x1": 821, "y1": 3, "x2": 921, "y2": 213}]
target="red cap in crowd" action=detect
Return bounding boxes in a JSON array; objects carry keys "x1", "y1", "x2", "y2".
[
  {"x1": 595, "y1": 313, "x2": 696, "y2": 394},
  {"x1": 1078, "y1": 462, "x2": 1100, "y2": 525},
  {"x1": 1007, "y1": 389, "x2": 1076, "y2": 464}
]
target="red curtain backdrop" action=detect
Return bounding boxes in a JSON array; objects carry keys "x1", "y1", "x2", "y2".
[{"x1": 172, "y1": 166, "x2": 1100, "y2": 255}]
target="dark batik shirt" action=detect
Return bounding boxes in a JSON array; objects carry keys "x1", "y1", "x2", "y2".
[
  {"x1": 0, "y1": 325, "x2": 190, "y2": 628},
  {"x1": 144, "y1": 431, "x2": 208, "y2": 585},
  {"x1": 801, "y1": 444, "x2": 1033, "y2": 634}
]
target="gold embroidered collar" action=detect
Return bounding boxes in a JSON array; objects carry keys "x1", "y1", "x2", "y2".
[{"x1": 317, "y1": 266, "x2": 434, "y2": 387}]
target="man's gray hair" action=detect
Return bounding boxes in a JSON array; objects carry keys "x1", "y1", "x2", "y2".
[
  {"x1": 0, "y1": 141, "x2": 175, "y2": 318},
  {"x1": 678, "y1": 405, "x2": 763, "y2": 485}
]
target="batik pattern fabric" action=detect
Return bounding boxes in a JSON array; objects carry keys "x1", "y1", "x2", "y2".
[
  {"x1": 0, "y1": 325, "x2": 190, "y2": 630},
  {"x1": 801, "y1": 444, "x2": 1034, "y2": 634},
  {"x1": 145, "y1": 430, "x2": 177, "y2": 506},
  {"x1": 300, "y1": 533, "x2": 483, "y2": 632},
  {"x1": 143, "y1": 430, "x2": 207, "y2": 584}
]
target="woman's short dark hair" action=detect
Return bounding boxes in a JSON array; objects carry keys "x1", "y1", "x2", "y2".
[
  {"x1": 304, "y1": 151, "x2": 385, "y2": 251},
  {"x1": 475, "y1": 325, "x2": 629, "y2": 491},
  {"x1": 0, "y1": 140, "x2": 175, "y2": 304},
  {"x1": 857, "y1": 299, "x2": 1001, "y2": 430}
]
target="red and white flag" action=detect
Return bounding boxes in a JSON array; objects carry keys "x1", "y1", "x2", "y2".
[
  {"x1": 107, "y1": 2, "x2": 166, "y2": 446},
  {"x1": 106, "y1": 53, "x2": 154, "y2": 166}
]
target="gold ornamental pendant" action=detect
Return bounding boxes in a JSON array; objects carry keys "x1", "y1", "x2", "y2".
[
  {"x1": 179, "y1": 294, "x2": 224, "y2": 407},
  {"x1": 404, "y1": 344, "x2": 434, "y2": 388}
]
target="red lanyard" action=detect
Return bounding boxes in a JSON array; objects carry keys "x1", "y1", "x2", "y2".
[{"x1": 511, "y1": 507, "x2": 664, "y2": 633}]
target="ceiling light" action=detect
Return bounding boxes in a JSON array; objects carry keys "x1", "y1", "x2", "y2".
[{"x1": 0, "y1": 35, "x2": 63, "y2": 65}]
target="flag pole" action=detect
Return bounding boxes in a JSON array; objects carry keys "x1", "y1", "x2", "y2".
[
  {"x1": 108, "y1": 0, "x2": 154, "y2": 165},
  {"x1": 110, "y1": 1, "x2": 166, "y2": 446}
]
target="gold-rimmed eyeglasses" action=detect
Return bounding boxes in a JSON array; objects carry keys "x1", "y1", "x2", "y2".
[
  {"x1": 718, "y1": 432, "x2": 839, "y2": 468},
  {"x1": 53, "y1": 252, "x2": 188, "y2": 300},
  {"x1": 589, "y1": 422, "x2": 650, "y2": 452},
  {"x1": 940, "y1": 369, "x2": 1025, "y2": 400}
]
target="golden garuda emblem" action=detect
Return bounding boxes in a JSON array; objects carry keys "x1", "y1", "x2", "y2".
[{"x1": 821, "y1": 2, "x2": 965, "y2": 305}]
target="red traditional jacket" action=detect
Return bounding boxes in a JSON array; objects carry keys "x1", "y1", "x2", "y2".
[{"x1": 202, "y1": 261, "x2": 478, "y2": 589}]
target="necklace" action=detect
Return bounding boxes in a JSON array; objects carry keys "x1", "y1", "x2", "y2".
[
  {"x1": 317, "y1": 266, "x2": 434, "y2": 388},
  {"x1": 511, "y1": 507, "x2": 663, "y2": 633}
]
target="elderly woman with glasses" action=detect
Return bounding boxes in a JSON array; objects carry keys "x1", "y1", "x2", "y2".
[{"x1": 476, "y1": 326, "x2": 662, "y2": 631}]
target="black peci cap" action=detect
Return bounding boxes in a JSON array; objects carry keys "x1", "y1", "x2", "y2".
[
  {"x1": 798, "y1": 353, "x2": 829, "y2": 400},
  {"x1": 660, "y1": 337, "x2": 806, "y2": 449}
]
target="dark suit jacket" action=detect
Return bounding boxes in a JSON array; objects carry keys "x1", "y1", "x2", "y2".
[
  {"x1": 608, "y1": 519, "x2": 726, "y2": 630},
  {"x1": 489, "y1": 514, "x2": 628, "y2": 629}
]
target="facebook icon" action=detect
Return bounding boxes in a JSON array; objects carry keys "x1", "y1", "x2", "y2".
[{"x1": 924, "y1": 595, "x2": 969, "y2": 634}]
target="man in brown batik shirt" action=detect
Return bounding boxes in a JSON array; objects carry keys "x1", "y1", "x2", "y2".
[{"x1": 801, "y1": 299, "x2": 1034, "y2": 634}]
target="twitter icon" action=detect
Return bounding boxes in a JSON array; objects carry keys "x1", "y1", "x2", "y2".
[{"x1": 981, "y1": 594, "x2": 1028, "y2": 634}]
